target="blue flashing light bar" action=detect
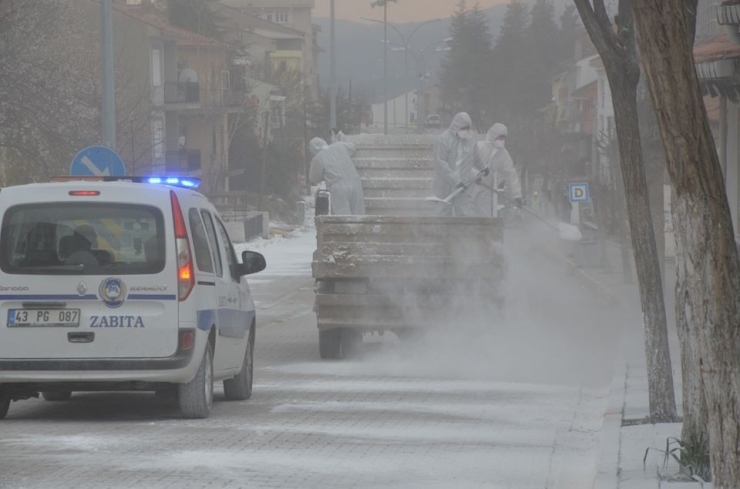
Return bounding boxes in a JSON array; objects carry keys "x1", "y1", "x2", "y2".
[
  {"x1": 51, "y1": 175, "x2": 201, "y2": 189},
  {"x1": 147, "y1": 176, "x2": 200, "y2": 188}
]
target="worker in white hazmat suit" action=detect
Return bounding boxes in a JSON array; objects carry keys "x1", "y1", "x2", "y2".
[
  {"x1": 473, "y1": 123, "x2": 523, "y2": 216},
  {"x1": 432, "y1": 112, "x2": 486, "y2": 217},
  {"x1": 309, "y1": 137, "x2": 366, "y2": 215}
]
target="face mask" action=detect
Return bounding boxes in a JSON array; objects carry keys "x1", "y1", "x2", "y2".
[
  {"x1": 457, "y1": 130, "x2": 473, "y2": 140},
  {"x1": 493, "y1": 139, "x2": 505, "y2": 149}
]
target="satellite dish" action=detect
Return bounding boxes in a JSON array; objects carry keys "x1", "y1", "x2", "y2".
[{"x1": 179, "y1": 68, "x2": 198, "y2": 83}]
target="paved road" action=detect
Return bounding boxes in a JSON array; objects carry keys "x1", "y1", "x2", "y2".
[{"x1": 0, "y1": 227, "x2": 621, "y2": 489}]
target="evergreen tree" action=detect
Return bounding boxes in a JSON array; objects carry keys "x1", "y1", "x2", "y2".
[
  {"x1": 526, "y1": 0, "x2": 560, "y2": 113},
  {"x1": 558, "y1": 4, "x2": 578, "y2": 62},
  {"x1": 490, "y1": 0, "x2": 529, "y2": 122},
  {"x1": 439, "y1": 1, "x2": 494, "y2": 130},
  {"x1": 466, "y1": 2, "x2": 494, "y2": 128},
  {"x1": 439, "y1": 1, "x2": 470, "y2": 117}
]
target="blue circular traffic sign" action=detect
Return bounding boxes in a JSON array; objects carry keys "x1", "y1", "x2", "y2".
[{"x1": 70, "y1": 146, "x2": 126, "y2": 177}]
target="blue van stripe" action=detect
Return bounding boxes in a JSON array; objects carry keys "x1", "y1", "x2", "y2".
[
  {"x1": 127, "y1": 294, "x2": 177, "y2": 301},
  {"x1": 197, "y1": 309, "x2": 255, "y2": 339},
  {"x1": 0, "y1": 294, "x2": 98, "y2": 301}
]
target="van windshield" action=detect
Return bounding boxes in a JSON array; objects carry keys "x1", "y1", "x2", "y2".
[{"x1": 0, "y1": 203, "x2": 165, "y2": 275}]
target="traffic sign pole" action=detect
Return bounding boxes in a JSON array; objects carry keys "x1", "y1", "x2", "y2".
[{"x1": 101, "y1": 0, "x2": 116, "y2": 150}]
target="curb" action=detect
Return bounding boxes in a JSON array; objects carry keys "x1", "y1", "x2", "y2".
[{"x1": 594, "y1": 360, "x2": 628, "y2": 489}]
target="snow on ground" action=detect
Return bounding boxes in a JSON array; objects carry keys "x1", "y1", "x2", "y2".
[{"x1": 234, "y1": 226, "x2": 315, "y2": 281}]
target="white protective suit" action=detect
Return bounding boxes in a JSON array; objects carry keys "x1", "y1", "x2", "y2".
[
  {"x1": 473, "y1": 123, "x2": 522, "y2": 216},
  {"x1": 432, "y1": 112, "x2": 485, "y2": 217},
  {"x1": 309, "y1": 137, "x2": 366, "y2": 215}
]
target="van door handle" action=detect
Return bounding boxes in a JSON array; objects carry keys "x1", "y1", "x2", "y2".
[{"x1": 68, "y1": 332, "x2": 94, "y2": 343}]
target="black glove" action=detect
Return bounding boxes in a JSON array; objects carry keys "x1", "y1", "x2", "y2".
[{"x1": 514, "y1": 198, "x2": 524, "y2": 209}]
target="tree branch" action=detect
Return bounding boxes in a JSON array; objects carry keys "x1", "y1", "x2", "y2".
[
  {"x1": 573, "y1": 0, "x2": 619, "y2": 58},
  {"x1": 593, "y1": 0, "x2": 611, "y2": 31}
]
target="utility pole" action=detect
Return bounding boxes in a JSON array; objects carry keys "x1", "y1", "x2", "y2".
[
  {"x1": 348, "y1": 79, "x2": 353, "y2": 132},
  {"x1": 383, "y1": 2, "x2": 388, "y2": 135},
  {"x1": 303, "y1": 95, "x2": 310, "y2": 196},
  {"x1": 101, "y1": 0, "x2": 116, "y2": 150},
  {"x1": 363, "y1": 15, "x2": 440, "y2": 134},
  {"x1": 258, "y1": 111, "x2": 269, "y2": 211},
  {"x1": 329, "y1": 0, "x2": 337, "y2": 130},
  {"x1": 130, "y1": 119, "x2": 135, "y2": 176}
]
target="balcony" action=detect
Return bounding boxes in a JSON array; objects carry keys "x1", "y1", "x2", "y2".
[
  {"x1": 718, "y1": 2, "x2": 740, "y2": 25},
  {"x1": 165, "y1": 149, "x2": 201, "y2": 172},
  {"x1": 164, "y1": 82, "x2": 247, "y2": 110},
  {"x1": 164, "y1": 82, "x2": 200, "y2": 105}
]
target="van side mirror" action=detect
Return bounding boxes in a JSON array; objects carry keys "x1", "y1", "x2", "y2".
[{"x1": 240, "y1": 250, "x2": 266, "y2": 276}]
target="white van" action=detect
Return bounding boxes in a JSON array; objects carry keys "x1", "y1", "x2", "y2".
[{"x1": 0, "y1": 176, "x2": 266, "y2": 419}]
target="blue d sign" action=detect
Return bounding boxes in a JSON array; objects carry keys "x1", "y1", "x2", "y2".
[{"x1": 70, "y1": 146, "x2": 126, "y2": 177}]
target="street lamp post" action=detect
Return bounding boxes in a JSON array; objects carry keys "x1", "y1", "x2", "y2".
[
  {"x1": 364, "y1": 16, "x2": 441, "y2": 133},
  {"x1": 402, "y1": 41, "x2": 451, "y2": 134},
  {"x1": 330, "y1": 0, "x2": 336, "y2": 131},
  {"x1": 370, "y1": 0, "x2": 401, "y2": 135}
]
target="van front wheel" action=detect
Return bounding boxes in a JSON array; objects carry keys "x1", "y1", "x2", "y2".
[
  {"x1": 178, "y1": 343, "x2": 214, "y2": 419},
  {"x1": 0, "y1": 398, "x2": 9, "y2": 419}
]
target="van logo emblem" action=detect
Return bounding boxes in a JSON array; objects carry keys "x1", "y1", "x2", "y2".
[
  {"x1": 77, "y1": 282, "x2": 87, "y2": 296},
  {"x1": 99, "y1": 278, "x2": 126, "y2": 309}
]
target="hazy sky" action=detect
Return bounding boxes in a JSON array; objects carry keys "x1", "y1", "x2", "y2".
[{"x1": 313, "y1": 0, "x2": 505, "y2": 23}]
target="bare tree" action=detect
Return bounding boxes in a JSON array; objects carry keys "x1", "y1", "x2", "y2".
[
  {"x1": 0, "y1": 0, "x2": 99, "y2": 182},
  {"x1": 573, "y1": 0, "x2": 677, "y2": 422},
  {"x1": 633, "y1": 1, "x2": 740, "y2": 484}
]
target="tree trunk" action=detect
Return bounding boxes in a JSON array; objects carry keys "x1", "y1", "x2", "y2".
[
  {"x1": 609, "y1": 69, "x2": 677, "y2": 422},
  {"x1": 634, "y1": 2, "x2": 740, "y2": 485},
  {"x1": 648, "y1": 160, "x2": 665, "y2": 285},
  {"x1": 613, "y1": 150, "x2": 633, "y2": 282},
  {"x1": 672, "y1": 195, "x2": 708, "y2": 445}
]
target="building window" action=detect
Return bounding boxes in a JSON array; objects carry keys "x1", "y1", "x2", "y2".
[{"x1": 264, "y1": 9, "x2": 290, "y2": 24}]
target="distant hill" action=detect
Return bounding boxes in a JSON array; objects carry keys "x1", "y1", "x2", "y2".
[{"x1": 315, "y1": 0, "x2": 572, "y2": 103}]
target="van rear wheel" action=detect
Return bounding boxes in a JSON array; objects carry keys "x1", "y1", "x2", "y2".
[
  {"x1": 223, "y1": 326, "x2": 254, "y2": 401},
  {"x1": 0, "y1": 398, "x2": 9, "y2": 419},
  {"x1": 178, "y1": 342, "x2": 214, "y2": 419},
  {"x1": 42, "y1": 391, "x2": 72, "y2": 402}
]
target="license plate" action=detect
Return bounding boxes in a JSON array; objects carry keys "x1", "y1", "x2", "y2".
[{"x1": 7, "y1": 309, "x2": 80, "y2": 327}]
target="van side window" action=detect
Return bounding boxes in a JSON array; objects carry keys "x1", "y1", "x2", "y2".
[
  {"x1": 200, "y1": 211, "x2": 223, "y2": 278},
  {"x1": 215, "y1": 219, "x2": 238, "y2": 282},
  {"x1": 188, "y1": 209, "x2": 213, "y2": 273}
]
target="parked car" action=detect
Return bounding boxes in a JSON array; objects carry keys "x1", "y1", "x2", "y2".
[{"x1": 425, "y1": 114, "x2": 442, "y2": 129}]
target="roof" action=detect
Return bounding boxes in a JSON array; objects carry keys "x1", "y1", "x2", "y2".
[
  {"x1": 693, "y1": 34, "x2": 740, "y2": 64},
  {"x1": 571, "y1": 80, "x2": 598, "y2": 99},
  {"x1": 212, "y1": 3, "x2": 305, "y2": 39},
  {"x1": 106, "y1": 2, "x2": 230, "y2": 49}
]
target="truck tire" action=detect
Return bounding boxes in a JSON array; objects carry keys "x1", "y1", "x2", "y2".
[
  {"x1": 42, "y1": 391, "x2": 72, "y2": 402},
  {"x1": 341, "y1": 329, "x2": 362, "y2": 358},
  {"x1": 178, "y1": 342, "x2": 214, "y2": 419},
  {"x1": 319, "y1": 329, "x2": 342, "y2": 359},
  {"x1": 224, "y1": 326, "x2": 254, "y2": 401},
  {"x1": 0, "y1": 398, "x2": 9, "y2": 419}
]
